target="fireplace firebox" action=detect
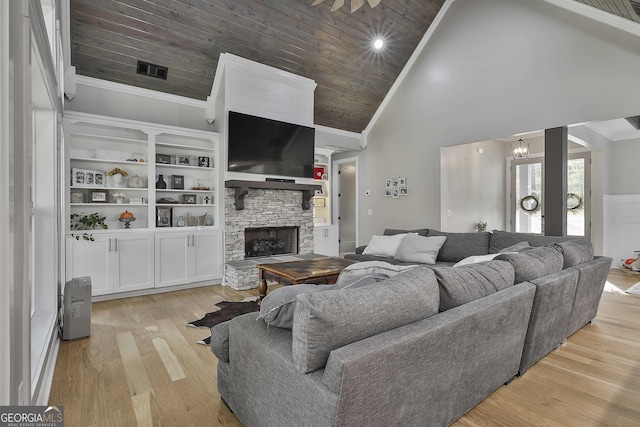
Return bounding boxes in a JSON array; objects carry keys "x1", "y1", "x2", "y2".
[{"x1": 245, "y1": 226, "x2": 299, "y2": 258}]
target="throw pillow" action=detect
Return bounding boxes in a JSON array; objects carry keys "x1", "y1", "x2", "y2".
[
  {"x1": 362, "y1": 233, "x2": 412, "y2": 257},
  {"x1": 395, "y1": 234, "x2": 447, "y2": 264},
  {"x1": 292, "y1": 266, "x2": 440, "y2": 373}
]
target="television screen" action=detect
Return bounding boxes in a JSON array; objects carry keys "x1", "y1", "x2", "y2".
[{"x1": 227, "y1": 111, "x2": 315, "y2": 179}]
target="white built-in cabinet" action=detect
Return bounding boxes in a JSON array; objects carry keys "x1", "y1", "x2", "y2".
[
  {"x1": 154, "y1": 230, "x2": 223, "y2": 287},
  {"x1": 65, "y1": 233, "x2": 154, "y2": 296},
  {"x1": 314, "y1": 225, "x2": 339, "y2": 256},
  {"x1": 64, "y1": 112, "x2": 223, "y2": 297}
]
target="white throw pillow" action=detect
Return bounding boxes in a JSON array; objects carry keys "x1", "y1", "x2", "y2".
[
  {"x1": 362, "y1": 234, "x2": 411, "y2": 257},
  {"x1": 395, "y1": 234, "x2": 447, "y2": 264}
]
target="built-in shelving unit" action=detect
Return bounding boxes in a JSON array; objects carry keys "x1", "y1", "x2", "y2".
[{"x1": 64, "y1": 112, "x2": 223, "y2": 298}]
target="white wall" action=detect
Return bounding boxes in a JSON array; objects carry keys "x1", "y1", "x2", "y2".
[
  {"x1": 441, "y1": 140, "x2": 506, "y2": 232},
  {"x1": 357, "y1": 0, "x2": 640, "y2": 243},
  {"x1": 609, "y1": 138, "x2": 640, "y2": 194}
]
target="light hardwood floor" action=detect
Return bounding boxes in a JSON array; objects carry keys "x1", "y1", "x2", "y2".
[{"x1": 49, "y1": 269, "x2": 640, "y2": 426}]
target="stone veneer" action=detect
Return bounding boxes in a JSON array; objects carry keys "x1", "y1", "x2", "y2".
[{"x1": 223, "y1": 187, "x2": 315, "y2": 289}]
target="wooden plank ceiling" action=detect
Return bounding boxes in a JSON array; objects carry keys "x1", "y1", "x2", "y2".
[{"x1": 70, "y1": 0, "x2": 640, "y2": 133}]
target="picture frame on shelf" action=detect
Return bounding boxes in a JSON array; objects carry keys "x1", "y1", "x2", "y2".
[
  {"x1": 198, "y1": 156, "x2": 210, "y2": 167},
  {"x1": 181, "y1": 194, "x2": 197, "y2": 204},
  {"x1": 70, "y1": 190, "x2": 85, "y2": 204},
  {"x1": 177, "y1": 155, "x2": 190, "y2": 165},
  {"x1": 156, "y1": 153, "x2": 171, "y2": 164},
  {"x1": 156, "y1": 207, "x2": 172, "y2": 227},
  {"x1": 72, "y1": 168, "x2": 106, "y2": 188},
  {"x1": 91, "y1": 190, "x2": 108, "y2": 203},
  {"x1": 399, "y1": 185, "x2": 409, "y2": 195},
  {"x1": 313, "y1": 197, "x2": 326, "y2": 207},
  {"x1": 171, "y1": 175, "x2": 184, "y2": 189}
]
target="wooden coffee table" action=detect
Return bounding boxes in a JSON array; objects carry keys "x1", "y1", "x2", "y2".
[{"x1": 257, "y1": 257, "x2": 357, "y2": 299}]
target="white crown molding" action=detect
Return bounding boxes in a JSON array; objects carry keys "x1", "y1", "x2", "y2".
[{"x1": 75, "y1": 75, "x2": 207, "y2": 108}]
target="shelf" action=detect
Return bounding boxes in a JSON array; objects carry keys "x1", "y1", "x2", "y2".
[
  {"x1": 70, "y1": 203, "x2": 148, "y2": 207},
  {"x1": 70, "y1": 132, "x2": 147, "y2": 146},
  {"x1": 156, "y1": 142, "x2": 215, "y2": 152},
  {"x1": 155, "y1": 163, "x2": 215, "y2": 171},
  {"x1": 225, "y1": 180, "x2": 321, "y2": 210},
  {"x1": 156, "y1": 203, "x2": 215, "y2": 207},
  {"x1": 155, "y1": 188, "x2": 213, "y2": 193},
  {"x1": 71, "y1": 157, "x2": 148, "y2": 166},
  {"x1": 70, "y1": 186, "x2": 148, "y2": 191}
]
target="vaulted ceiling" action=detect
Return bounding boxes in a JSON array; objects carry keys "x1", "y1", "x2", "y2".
[{"x1": 69, "y1": 0, "x2": 640, "y2": 134}]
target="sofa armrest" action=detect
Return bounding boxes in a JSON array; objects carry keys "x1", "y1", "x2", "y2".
[{"x1": 321, "y1": 283, "x2": 536, "y2": 427}]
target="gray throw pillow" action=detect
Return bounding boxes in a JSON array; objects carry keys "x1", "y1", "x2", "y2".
[
  {"x1": 432, "y1": 260, "x2": 515, "y2": 311},
  {"x1": 292, "y1": 266, "x2": 440, "y2": 373},
  {"x1": 499, "y1": 241, "x2": 532, "y2": 252},
  {"x1": 495, "y1": 245, "x2": 564, "y2": 283}
]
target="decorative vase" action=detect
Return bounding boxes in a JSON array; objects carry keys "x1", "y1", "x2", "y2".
[
  {"x1": 176, "y1": 216, "x2": 186, "y2": 227},
  {"x1": 112, "y1": 173, "x2": 124, "y2": 187},
  {"x1": 156, "y1": 174, "x2": 167, "y2": 189}
]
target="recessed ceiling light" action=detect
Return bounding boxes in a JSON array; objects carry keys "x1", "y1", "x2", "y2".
[{"x1": 373, "y1": 38, "x2": 384, "y2": 50}]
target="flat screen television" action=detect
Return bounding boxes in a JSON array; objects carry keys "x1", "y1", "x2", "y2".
[{"x1": 227, "y1": 111, "x2": 315, "y2": 179}]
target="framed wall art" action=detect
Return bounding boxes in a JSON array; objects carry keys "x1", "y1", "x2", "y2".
[{"x1": 156, "y1": 207, "x2": 172, "y2": 227}]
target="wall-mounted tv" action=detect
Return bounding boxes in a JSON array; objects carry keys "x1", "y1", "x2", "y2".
[{"x1": 227, "y1": 111, "x2": 315, "y2": 179}]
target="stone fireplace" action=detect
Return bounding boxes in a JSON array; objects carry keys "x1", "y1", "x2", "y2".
[{"x1": 223, "y1": 182, "x2": 318, "y2": 290}]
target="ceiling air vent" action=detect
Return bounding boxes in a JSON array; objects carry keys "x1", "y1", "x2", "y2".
[
  {"x1": 136, "y1": 60, "x2": 168, "y2": 79},
  {"x1": 625, "y1": 116, "x2": 640, "y2": 130},
  {"x1": 631, "y1": 1, "x2": 640, "y2": 17}
]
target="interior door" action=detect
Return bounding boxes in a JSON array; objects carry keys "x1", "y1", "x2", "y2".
[{"x1": 567, "y1": 153, "x2": 590, "y2": 238}]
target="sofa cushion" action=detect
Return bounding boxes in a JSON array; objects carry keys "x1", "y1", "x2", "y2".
[
  {"x1": 384, "y1": 228, "x2": 429, "y2": 236},
  {"x1": 362, "y1": 233, "x2": 412, "y2": 257},
  {"x1": 427, "y1": 230, "x2": 491, "y2": 262},
  {"x1": 494, "y1": 246, "x2": 564, "y2": 283},
  {"x1": 432, "y1": 260, "x2": 515, "y2": 311},
  {"x1": 557, "y1": 239, "x2": 593, "y2": 268},
  {"x1": 395, "y1": 234, "x2": 447, "y2": 264},
  {"x1": 292, "y1": 266, "x2": 439, "y2": 373},
  {"x1": 499, "y1": 241, "x2": 532, "y2": 252},
  {"x1": 257, "y1": 269, "x2": 389, "y2": 330},
  {"x1": 335, "y1": 261, "x2": 419, "y2": 286},
  {"x1": 489, "y1": 230, "x2": 573, "y2": 253}
]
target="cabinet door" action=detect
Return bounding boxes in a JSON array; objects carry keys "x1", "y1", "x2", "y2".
[
  {"x1": 314, "y1": 226, "x2": 339, "y2": 256},
  {"x1": 191, "y1": 231, "x2": 223, "y2": 282},
  {"x1": 113, "y1": 234, "x2": 154, "y2": 292},
  {"x1": 155, "y1": 233, "x2": 190, "y2": 287},
  {"x1": 65, "y1": 236, "x2": 113, "y2": 296}
]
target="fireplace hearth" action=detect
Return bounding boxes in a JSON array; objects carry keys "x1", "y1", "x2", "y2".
[{"x1": 245, "y1": 226, "x2": 298, "y2": 258}]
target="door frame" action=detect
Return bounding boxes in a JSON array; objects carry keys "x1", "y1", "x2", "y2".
[{"x1": 331, "y1": 156, "x2": 359, "y2": 249}]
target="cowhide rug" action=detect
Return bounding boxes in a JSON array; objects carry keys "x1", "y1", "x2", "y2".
[{"x1": 187, "y1": 298, "x2": 260, "y2": 345}]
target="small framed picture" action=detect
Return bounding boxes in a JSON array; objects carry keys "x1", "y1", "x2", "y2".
[
  {"x1": 391, "y1": 177, "x2": 399, "y2": 187},
  {"x1": 385, "y1": 189, "x2": 393, "y2": 197},
  {"x1": 177, "y1": 155, "x2": 190, "y2": 165},
  {"x1": 399, "y1": 177, "x2": 406, "y2": 186},
  {"x1": 198, "y1": 156, "x2": 210, "y2": 168},
  {"x1": 70, "y1": 190, "x2": 85, "y2": 204},
  {"x1": 156, "y1": 207, "x2": 172, "y2": 227},
  {"x1": 399, "y1": 185, "x2": 409, "y2": 196},
  {"x1": 91, "y1": 190, "x2": 107, "y2": 203},
  {"x1": 181, "y1": 194, "x2": 197, "y2": 204},
  {"x1": 313, "y1": 197, "x2": 326, "y2": 207},
  {"x1": 385, "y1": 178, "x2": 392, "y2": 188},
  {"x1": 156, "y1": 153, "x2": 171, "y2": 164},
  {"x1": 171, "y1": 175, "x2": 184, "y2": 189}
]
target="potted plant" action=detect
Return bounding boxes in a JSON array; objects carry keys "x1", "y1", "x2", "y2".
[
  {"x1": 475, "y1": 221, "x2": 487, "y2": 232},
  {"x1": 70, "y1": 212, "x2": 108, "y2": 241}
]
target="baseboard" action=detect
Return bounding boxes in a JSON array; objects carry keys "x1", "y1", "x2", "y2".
[{"x1": 32, "y1": 331, "x2": 60, "y2": 406}]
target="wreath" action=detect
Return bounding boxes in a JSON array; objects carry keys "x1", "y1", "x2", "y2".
[
  {"x1": 519, "y1": 194, "x2": 540, "y2": 213},
  {"x1": 567, "y1": 193, "x2": 582, "y2": 211}
]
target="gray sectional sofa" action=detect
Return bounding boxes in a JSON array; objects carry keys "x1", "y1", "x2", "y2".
[{"x1": 210, "y1": 230, "x2": 612, "y2": 427}]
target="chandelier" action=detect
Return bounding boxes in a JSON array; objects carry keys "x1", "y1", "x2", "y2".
[
  {"x1": 512, "y1": 138, "x2": 529, "y2": 160},
  {"x1": 313, "y1": 0, "x2": 382, "y2": 13}
]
